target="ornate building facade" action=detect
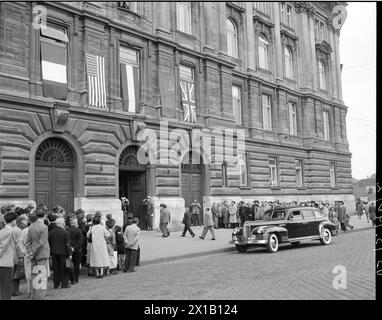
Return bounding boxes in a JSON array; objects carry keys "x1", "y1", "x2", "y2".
[{"x1": 0, "y1": 2, "x2": 353, "y2": 229}]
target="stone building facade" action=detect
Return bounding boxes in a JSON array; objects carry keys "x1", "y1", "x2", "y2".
[{"x1": 0, "y1": 2, "x2": 353, "y2": 229}]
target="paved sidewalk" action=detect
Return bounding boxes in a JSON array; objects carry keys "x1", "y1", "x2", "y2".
[{"x1": 138, "y1": 215, "x2": 373, "y2": 265}]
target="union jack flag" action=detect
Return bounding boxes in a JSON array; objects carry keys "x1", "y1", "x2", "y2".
[{"x1": 180, "y1": 80, "x2": 196, "y2": 123}]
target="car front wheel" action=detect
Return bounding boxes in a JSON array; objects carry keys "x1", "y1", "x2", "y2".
[
  {"x1": 235, "y1": 245, "x2": 247, "y2": 253},
  {"x1": 320, "y1": 227, "x2": 332, "y2": 245},
  {"x1": 267, "y1": 233, "x2": 279, "y2": 253}
]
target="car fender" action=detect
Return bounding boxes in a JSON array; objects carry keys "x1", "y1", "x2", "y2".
[
  {"x1": 259, "y1": 226, "x2": 288, "y2": 242},
  {"x1": 318, "y1": 221, "x2": 337, "y2": 236}
]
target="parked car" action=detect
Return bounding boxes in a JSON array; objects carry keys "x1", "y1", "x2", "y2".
[{"x1": 228, "y1": 207, "x2": 338, "y2": 253}]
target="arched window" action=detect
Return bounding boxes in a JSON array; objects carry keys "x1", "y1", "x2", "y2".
[
  {"x1": 258, "y1": 34, "x2": 269, "y2": 70},
  {"x1": 226, "y1": 19, "x2": 238, "y2": 58},
  {"x1": 284, "y1": 46, "x2": 293, "y2": 79},
  {"x1": 318, "y1": 60, "x2": 326, "y2": 90}
]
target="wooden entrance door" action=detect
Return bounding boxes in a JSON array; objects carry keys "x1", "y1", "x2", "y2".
[
  {"x1": 35, "y1": 166, "x2": 74, "y2": 212},
  {"x1": 119, "y1": 171, "x2": 146, "y2": 229},
  {"x1": 35, "y1": 138, "x2": 74, "y2": 212}
]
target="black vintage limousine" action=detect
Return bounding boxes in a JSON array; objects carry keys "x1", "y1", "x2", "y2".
[{"x1": 228, "y1": 207, "x2": 338, "y2": 253}]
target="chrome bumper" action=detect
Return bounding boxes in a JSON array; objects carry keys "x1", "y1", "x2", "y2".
[{"x1": 228, "y1": 238, "x2": 268, "y2": 245}]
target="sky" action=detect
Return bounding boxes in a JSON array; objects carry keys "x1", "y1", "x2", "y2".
[{"x1": 339, "y1": 2, "x2": 376, "y2": 180}]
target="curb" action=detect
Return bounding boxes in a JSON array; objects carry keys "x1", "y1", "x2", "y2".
[{"x1": 140, "y1": 246, "x2": 236, "y2": 266}]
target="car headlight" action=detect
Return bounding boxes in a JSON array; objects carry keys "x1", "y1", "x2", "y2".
[
  {"x1": 255, "y1": 228, "x2": 264, "y2": 234},
  {"x1": 232, "y1": 227, "x2": 239, "y2": 235}
]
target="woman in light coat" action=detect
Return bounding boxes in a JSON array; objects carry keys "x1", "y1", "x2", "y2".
[{"x1": 87, "y1": 215, "x2": 110, "y2": 278}]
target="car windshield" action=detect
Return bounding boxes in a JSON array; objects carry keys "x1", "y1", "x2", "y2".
[{"x1": 263, "y1": 210, "x2": 287, "y2": 221}]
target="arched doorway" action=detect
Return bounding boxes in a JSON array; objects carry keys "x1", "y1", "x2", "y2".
[
  {"x1": 181, "y1": 151, "x2": 203, "y2": 223},
  {"x1": 35, "y1": 138, "x2": 74, "y2": 212},
  {"x1": 119, "y1": 145, "x2": 147, "y2": 229}
]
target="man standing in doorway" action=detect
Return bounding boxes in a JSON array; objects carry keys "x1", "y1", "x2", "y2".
[
  {"x1": 190, "y1": 199, "x2": 202, "y2": 226},
  {"x1": 159, "y1": 204, "x2": 171, "y2": 237},
  {"x1": 143, "y1": 196, "x2": 154, "y2": 231}
]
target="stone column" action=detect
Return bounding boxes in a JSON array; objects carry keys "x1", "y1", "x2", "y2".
[
  {"x1": 202, "y1": 2, "x2": 219, "y2": 52},
  {"x1": 273, "y1": 2, "x2": 283, "y2": 82},
  {"x1": 244, "y1": 3, "x2": 256, "y2": 72},
  {"x1": 333, "y1": 30, "x2": 343, "y2": 101},
  {"x1": 328, "y1": 25, "x2": 339, "y2": 99}
]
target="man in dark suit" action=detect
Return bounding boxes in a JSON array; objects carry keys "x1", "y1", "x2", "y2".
[
  {"x1": 48, "y1": 217, "x2": 73, "y2": 289},
  {"x1": 159, "y1": 204, "x2": 171, "y2": 237},
  {"x1": 66, "y1": 215, "x2": 83, "y2": 284},
  {"x1": 181, "y1": 207, "x2": 195, "y2": 237}
]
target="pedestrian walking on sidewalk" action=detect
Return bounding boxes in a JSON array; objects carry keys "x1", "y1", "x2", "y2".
[
  {"x1": 356, "y1": 202, "x2": 364, "y2": 220},
  {"x1": 342, "y1": 202, "x2": 354, "y2": 230},
  {"x1": 159, "y1": 204, "x2": 171, "y2": 237},
  {"x1": 181, "y1": 207, "x2": 195, "y2": 237},
  {"x1": 199, "y1": 208, "x2": 216, "y2": 240},
  {"x1": 369, "y1": 201, "x2": 376, "y2": 226},
  {"x1": 211, "y1": 203, "x2": 219, "y2": 229},
  {"x1": 123, "y1": 217, "x2": 140, "y2": 273}
]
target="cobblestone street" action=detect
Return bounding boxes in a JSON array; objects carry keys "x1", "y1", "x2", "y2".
[{"x1": 17, "y1": 228, "x2": 375, "y2": 300}]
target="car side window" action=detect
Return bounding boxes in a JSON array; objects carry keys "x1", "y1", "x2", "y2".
[
  {"x1": 290, "y1": 210, "x2": 302, "y2": 220},
  {"x1": 302, "y1": 209, "x2": 315, "y2": 220},
  {"x1": 314, "y1": 210, "x2": 323, "y2": 218}
]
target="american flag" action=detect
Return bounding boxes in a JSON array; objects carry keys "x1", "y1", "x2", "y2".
[
  {"x1": 86, "y1": 53, "x2": 107, "y2": 108},
  {"x1": 180, "y1": 80, "x2": 196, "y2": 123}
]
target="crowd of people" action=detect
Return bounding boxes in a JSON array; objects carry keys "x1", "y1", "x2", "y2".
[{"x1": 0, "y1": 204, "x2": 141, "y2": 300}]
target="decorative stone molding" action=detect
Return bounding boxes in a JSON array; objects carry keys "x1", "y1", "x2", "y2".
[
  {"x1": 294, "y1": 2, "x2": 316, "y2": 16},
  {"x1": 130, "y1": 118, "x2": 146, "y2": 142},
  {"x1": 315, "y1": 40, "x2": 332, "y2": 60},
  {"x1": 50, "y1": 103, "x2": 70, "y2": 133}
]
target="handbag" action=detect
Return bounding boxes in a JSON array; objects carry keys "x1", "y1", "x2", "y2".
[
  {"x1": 65, "y1": 257, "x2": 73, "y2": 269},
  {"x1": 88, "y1": 229, "x2": 92, "y2": 243}
]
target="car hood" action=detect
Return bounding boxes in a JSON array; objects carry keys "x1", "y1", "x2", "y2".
[{"x1": 243, "y1": 220, "x2": 286, "y2": 227}]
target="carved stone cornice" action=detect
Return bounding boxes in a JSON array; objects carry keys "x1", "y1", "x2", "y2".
[
  {"x1": 315, "y1": 40, "x2": 333, "y2": 56},
  {"x1": 294, "y1": 2, "x2": 316, "y2": 16}
]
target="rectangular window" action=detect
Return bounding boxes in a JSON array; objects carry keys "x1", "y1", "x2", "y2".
[
  {"x1": 179, "y1": 64, "x2": 194, "y2": 82},
  {"x1": 239, "y1": 154, "x2": 248, "y2": 187},
  {"x1": 330, "y1": 162, "x2": 336, "y2": 188},
  {"x1": 323, "y1": 110, "x2": 330, "y2": 141},
  {"x1": 179, "y1": 65, "x2": 196, "y2": 122},
  {"x1": 222, "y1": 162, "x2": 228, "y2": 187},
  {"x1": 117, "y1": 2, "x2": 138, "y2": 13},
  {"x1": 262, "y1": 94, "x2": 272, "y2": 130},
  {"x1": 232, "y1": 86, "x2": 242, "y2": 125},
  {"x1": 176, "y1": 2, "x2": 191, "y2": 34},
  {"x1": 280, "y1": 3, "x2": 285, "y2": 24},
  {"x1": 40, "y1": 25, "x2": 68, "y2": 100},
  {"x1": 286, "y1": 5, "x2": 293, "y2": 27},
  {"x1": 269, "y1": 157, "x2": 278, "y2": 187},
  {"x1": 315, "y1": 19, "x2": 325, "y2": 41},
  {"x1": 288, "y1": 102, "x2": 297, "y2": 135},
  {"x1": 120, "y1": 46, "x2": 140, "y2": 113},
  {"x1": 296, "y1": 159, "x2": 303, "y2": 187}
]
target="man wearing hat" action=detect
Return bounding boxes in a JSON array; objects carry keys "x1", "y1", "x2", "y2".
[{"x1": 159, "y1": 204, "x2": 171, "y2": 237}]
